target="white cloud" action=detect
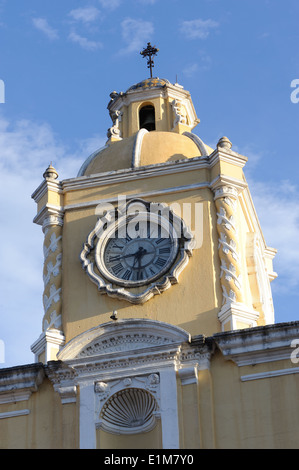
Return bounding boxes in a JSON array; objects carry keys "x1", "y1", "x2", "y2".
[
  {"x1": 248, "y1": 178, "x2": 299, "y2": 294},
  {"x1": 69, "y1": 7, "x2": 101, "y2": 24},
  {"x1": 98, "y1": 0, "x2": 121, "y2": 9},
  {"x1": 0, "y1": 114, "x2": 105, "y2": 367},
  {"x1": 136, "y1": 0, "x2": 158, "y2": 3},
  {"x1": 68, "y1": 31, "x2": 103, "y2": 51},
  {"x1": 120, "y1": 18, "x2": 154, "y2": 54},
  {"x1": 32, "y1": 17, "x2": 59, "y2": 41},
  {"x1": 180, "y1": 18, "x2": 219, "y2": 39}
]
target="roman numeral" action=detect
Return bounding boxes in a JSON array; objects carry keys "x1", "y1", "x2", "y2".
[
  {"x1": 155, "y1": 238, "x2": 165, "y2": 245},
  {"x1": 159, "y1": 247, "x2": 171, "y2": 254},
  {"x1": 122, "y1": 269, "x2": 132, "y2": 281},
  {"x1": 154, "y1": 257, "x2": 167, "y2": 268},
  {"x1": 111, "y1": 262, "x2": 124, "y2": 276},
  {"x1": 111, "y1": 243, "x2": 123, "y2": 250}
]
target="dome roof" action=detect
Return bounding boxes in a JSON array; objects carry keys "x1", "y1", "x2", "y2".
[
  {"x1": 126, "y1": 77, "x2": 170, "y2": 92},
  {"x1": 78, "y1": 130, "x2": 212, "y2": 177}
]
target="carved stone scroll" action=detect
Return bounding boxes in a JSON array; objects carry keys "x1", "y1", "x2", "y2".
[
  {"x1": 214, "y1": 185, "x2": 244, "y2": 306},
  {"x1": 42, "y1": 216, "x2": 63, "y2": 332}
]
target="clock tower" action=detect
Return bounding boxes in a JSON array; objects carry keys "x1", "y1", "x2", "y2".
[{"x1": 27, "y1": 70, "x2": 280, "y2": 449}]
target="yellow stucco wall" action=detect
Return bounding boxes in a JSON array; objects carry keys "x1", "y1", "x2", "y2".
[
  {"x1": 0, "y1": 378, "x2": 79, "y2": 449},
  {"x1": 61, "y1": 187, "x2": 222, "y2": 343},
  {"x1": 1, "y1": 354, "x2": 299, "y2": 449}
]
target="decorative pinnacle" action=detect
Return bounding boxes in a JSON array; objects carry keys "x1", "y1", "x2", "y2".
[
  {"x1": 140, "y1": 42, "x2": 159, "y2": 78},
  {"x1": 217, "y1": 136, "x2": 232, "y2": 150},
  {"x1": 43, "y1": 163, "x2": 58, "y2": 180}
]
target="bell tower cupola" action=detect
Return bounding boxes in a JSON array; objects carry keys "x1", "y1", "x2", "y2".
[{"x1": 106, "y1": 77, "x2": 200, "y2": 141}]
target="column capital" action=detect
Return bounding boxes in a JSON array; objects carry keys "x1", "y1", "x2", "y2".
[{"x1": 210, "y1": 175, "x2": 247, "y2": 200}]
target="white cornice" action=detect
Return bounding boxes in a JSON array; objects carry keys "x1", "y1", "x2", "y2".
[
  {"x1": 214, "y1": 322, "x2": 299, "y2": 366},
  {"x1": 64, "y1": 181, "x2": 210, "y2": 212},
  {"x1": 31, "y1": 178, "x2": 62, "y2": 204},
  {"x1": 62, "y1": 156, "x2": 209, "y2": 193},
  {"x1": 33, "y1": 204, "x2": 64, "y2": 227},
  {"x1": 209, "y1": 148, "x2": 248, "y2": 169},
  {"x1": 0, "y1": 364, "x2": 45, "y2": 404}
]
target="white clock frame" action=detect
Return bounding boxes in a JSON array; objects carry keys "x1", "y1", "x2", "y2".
[{"x1": 80, "y1": 198, "x2": 194, "y2": 304}]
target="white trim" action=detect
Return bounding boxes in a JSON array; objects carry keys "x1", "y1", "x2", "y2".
[
  {"x1": 79, "y1": 382, "x2": 96, "y2": 449},
  {"x1": 77, "y1": 145, "x2": 108, "y2": 177},
  {"x1": 58, "y1": 319, "x2": 190, "y2": 362},
  {"x1": 64, "y1": 182, "x2": 210, "y2": 213},
  {"x1": 31, "y1": 179, "x2": 62, "y2": 204},
  {"x1": 183, "y1": 132, "x2": 209, "y2": 157},
  {"x1": 218, "y1": 302, "x2": 260, "y2": 332},
  {"x1": 214, "y1": 323, "x2": 299, "y2": 366},
  {"x1": 159, "y1": 368, "x2": 180, "y2": 449},
  {"x1": 0, "y1": 409, "x2": 30, "y2": 419},
  {"x1": 31, "y1": 329, "x2": 65, "y2": 363},
  {"x1": 241, "y1": 367, "x2": 299, "y2": 382},
  {"x1": 208, "y1": 148, "x2": 248, "y2": 169},
  {"x1": 178, "y1": 366, "x2": 198, "y2": 385},
  {"x1": 132, "y1": 128, "x2": 148, "y2": 168},
  {"x1": 62, "y1": 156, "x2": 209, "y2": 193}
]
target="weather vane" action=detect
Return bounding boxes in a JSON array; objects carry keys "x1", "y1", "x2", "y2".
[{"x1": 140, "y1": 42, "x2": 159, "y2": 78}]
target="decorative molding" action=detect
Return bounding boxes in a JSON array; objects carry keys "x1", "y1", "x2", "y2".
[
  {"x1": 31, "y1": 178, "x2": 62, "y2": 206},
  {"x1": 56, "y1": 385, "x2": 77, "y2": 404},
  {"x1": 64, "y1": 156, "x2": 210, "y2": 194},
  {"x1": 63, "y1": 181, "x2": 210, "y2": 213},
  {"x1": 183, "y1": 131, "x2": 209, "y2": 156},
  {"x1": 31, "y1": 329, "x2": 65, "y2": 363},
  {"x1": 0, "y1": 409, "x2": 30, "y2": 419},
  {"x1": 218, "y1": 301, "x2": 259, "y2": 331},
  {"x1": 80, "y1": 199, "x2": 194, "y2": 304},
  {"x1": 213, "y1": 183, "x2": 244, "y2": 315},
  {"x1": 132, "y1": 128, "x2": 148, "y2": 168},
  {"x1": 0, "y1": 364, "x2": 44, "y2": 404},
  {"x1": 98, "y1": 387, "x2": 159, "y2": 435},
  {"x1": 241, "y1": 367, "x2": 299, "y2": 382},
  {"x1": 107, "y1": 110, "x2": 122, "y2": 141},
  {"x1": 33, "y1": 204, "x2": 64, "y2": 228},
  {"x1": 77, "y1": 145, "x2": 108, "y2": 177},
  {"x1": 57, "y1": 319, "x2": 191, "y2": 362},
  {"x1": 41, "y1": 222, "x2": 63, "y2": 334},
  {"x1": 178, "y1": 366, "x2": 198, "y2": 385},
  {"x1": 171, "y1": 99, "x2": 188, "y2": 127},
  {"x1": 95, "y1": 373, "x2": 160, "y2": 435},
  {"x1": 214, "y1": 322, "x2": 299, "y2": 366}
]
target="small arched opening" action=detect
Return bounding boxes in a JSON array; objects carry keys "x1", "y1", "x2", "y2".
[{"x1": 139, "y1": 104, "x2": 156, "y2": 131}]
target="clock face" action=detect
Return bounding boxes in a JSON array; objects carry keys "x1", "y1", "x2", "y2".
[{"x1": 96, "y1": 216, "x2": 179, "y2": 287}]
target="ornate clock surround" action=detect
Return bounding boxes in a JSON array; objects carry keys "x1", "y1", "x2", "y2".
[{"x1": 80, "y1": 198, "x2": 194, "y2": 304}]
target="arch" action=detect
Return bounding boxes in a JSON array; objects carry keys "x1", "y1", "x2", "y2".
[
  {"x1": 57, "y1": 318, "x2": 191, "y2": 361},
  {"x1": 139, "y1": 103, "x2": 156, "y2": 131}
]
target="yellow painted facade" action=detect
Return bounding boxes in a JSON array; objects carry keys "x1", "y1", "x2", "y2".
[{"x1": 1, "y1": 77, "x2": 299, "y2": 450}]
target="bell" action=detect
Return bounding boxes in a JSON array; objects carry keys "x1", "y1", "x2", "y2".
[{"x1": 139, "y1": 105, "x2": 156, "y2": 131}]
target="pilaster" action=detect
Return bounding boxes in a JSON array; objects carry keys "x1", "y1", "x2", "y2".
[
  {"x1": 211, "y1": 138, "x2": 259, "y2": 331},
  {"x1": 31, "y1": 165, "x2": 65, "y2": 363}
]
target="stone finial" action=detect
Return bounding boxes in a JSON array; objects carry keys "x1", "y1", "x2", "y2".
[
  {"x1": 43, "y1": 164, "x2": 58, "y2": 180},
  {"x1": 217, "y1": 136, "x2": 232, "y2": 150}
]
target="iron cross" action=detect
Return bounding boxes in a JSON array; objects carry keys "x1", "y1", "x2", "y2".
[{"x1": 140, "y1": 42, "x2": 159, "y2": 78}]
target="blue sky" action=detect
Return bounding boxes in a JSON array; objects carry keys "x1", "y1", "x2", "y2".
[{"x1": 1, "y1": 0, "x2": 299, "y2": 367}]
